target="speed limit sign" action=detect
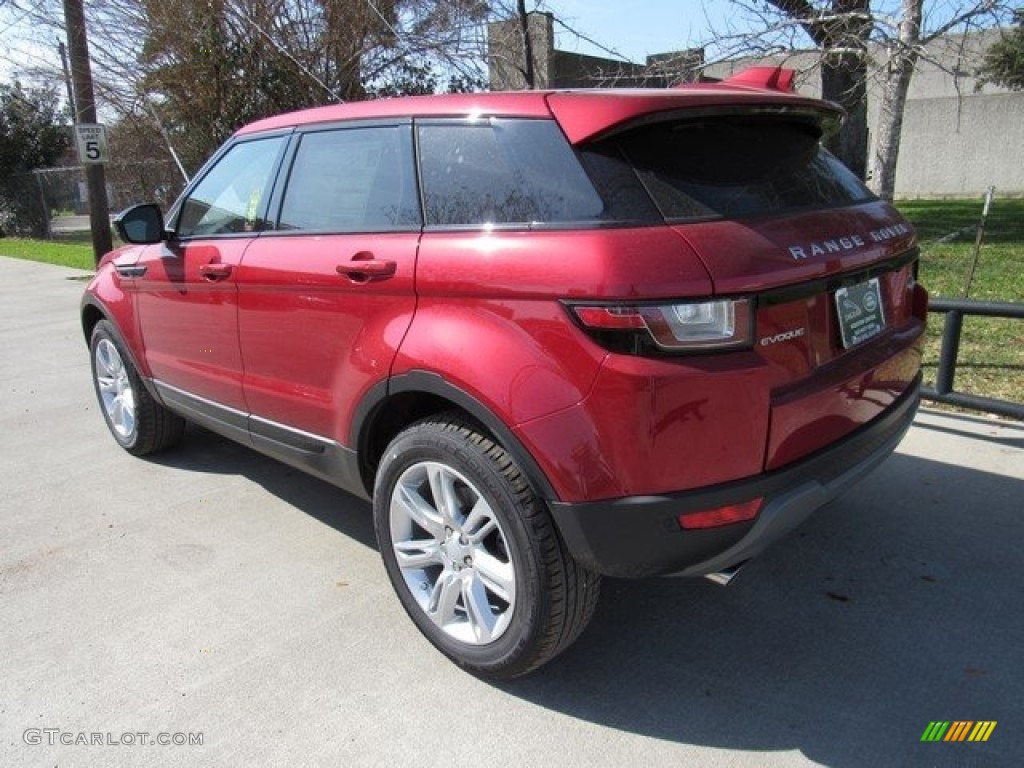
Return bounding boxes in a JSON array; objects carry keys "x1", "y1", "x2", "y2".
[{"x1": 74, "y1": 123, "x2": 110, "y2": 164}]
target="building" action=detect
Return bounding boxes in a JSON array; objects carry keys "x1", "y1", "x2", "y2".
[{"x1": 488, "y1": 12, "x2": 704, "y2": 89}]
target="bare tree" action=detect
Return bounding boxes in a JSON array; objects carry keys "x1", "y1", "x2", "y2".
[
  {"x1": 1, "y1": 0, "x2": 494, "y2": 174},
  {"x1": 870, "y1": 0, "x2": 1005, "y2": 200},
  {"x1": 771, "y1": 1, "x2": 872, "y2": 178}
]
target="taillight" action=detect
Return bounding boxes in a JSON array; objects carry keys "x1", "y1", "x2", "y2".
[
  {"x1": 678, "y1": 498, "x2": 763, "y2": 529},
  {"x1": 569, "y1": 299, "x2": 753, "y2": 354}
]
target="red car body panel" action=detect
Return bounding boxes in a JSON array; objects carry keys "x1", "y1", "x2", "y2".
[
  {"x1": 132, "y1": 239, "x2": 251, "y2": 410},
  {"x1": 393, "y1": 227, "x2": 714, "y2": 427},
  {"x1": 237, "y1": 232, "x2": 419, "y2": 440},
  {"x1": 765, "y1": 332, "x2": 923, "y2": 469},
  {"x1": 670, "y1": 201, "x2": 916, "y2": 295},
  {"x1": 88, "y1": 247, "x2": 149, "y2": 372},
  {"x1": 513, "y1": 350, "x2": 773, "y2": 501}
]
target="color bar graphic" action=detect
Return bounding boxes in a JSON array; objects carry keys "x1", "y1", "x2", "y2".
[{"x1": 920, "y1": 721, "x2": 996, "y2": 742}]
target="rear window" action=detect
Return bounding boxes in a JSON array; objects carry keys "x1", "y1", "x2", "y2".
[
  {"x1": 593, "y1": 115, "x2": 874, "y2": 221},
  {"x1": 418, "y1": 119, "x2": 652, "y2": 228}
]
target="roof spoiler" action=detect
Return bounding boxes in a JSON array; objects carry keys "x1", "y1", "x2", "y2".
[{"x1": 722, "y1": 66, "x2": 796, "y2": 93}]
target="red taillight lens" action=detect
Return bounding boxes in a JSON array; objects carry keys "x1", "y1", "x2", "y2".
[
  {"x1": 678, "y1": 498, "x2": 763, "y2": 529},
  {"x1": 570, "y1": 299, "x2": 753, "y2": 353},
  {"x1": 572, "y1": 306, "x2": 647, "y2": 330}
]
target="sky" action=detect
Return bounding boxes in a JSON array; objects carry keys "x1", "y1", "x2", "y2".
[{"x1": 541, "y1": 0, "x2": 751, "y2": 63}]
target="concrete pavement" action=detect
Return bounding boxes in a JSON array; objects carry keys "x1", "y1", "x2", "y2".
[{"x1": 1, "y1": 254, "x2": 1021, "y2": 767}]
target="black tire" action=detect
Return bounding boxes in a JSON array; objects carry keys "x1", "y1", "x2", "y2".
[
  {"x1": 373, "y1": 413, "x2": 601, "y2": 678},
  {"x1": 89, "y1": 319, "x2": 185, "y2": 456}
]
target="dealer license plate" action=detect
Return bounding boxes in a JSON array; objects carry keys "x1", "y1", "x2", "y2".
[{"x1": 835, "y1": 278, "x2": 886, "y2": 349}]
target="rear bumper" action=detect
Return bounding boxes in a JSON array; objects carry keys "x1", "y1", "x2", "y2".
[{"x1": 548, "y1": 374, "x2": 920, "y2": 578}]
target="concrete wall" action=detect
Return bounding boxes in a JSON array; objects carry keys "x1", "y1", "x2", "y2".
[{"x1": 893, "y1": 93, "x2": 1024, "y2": 198}]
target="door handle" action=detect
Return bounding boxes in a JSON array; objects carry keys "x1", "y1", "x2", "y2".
[
  {"x1": 336, "y1": 259, "x2": 397, "y2": 282},
  {"x1": 199, "y1": 263, "x2": 233, "y2": 281}
]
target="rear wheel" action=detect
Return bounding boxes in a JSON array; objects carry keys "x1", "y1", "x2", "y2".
[
  {"x1": 89, "y1": 320, "x2": 184, "y2": 455},
  {"x1": 373, "y1": 414, "x2": 600, "y2": 678}
]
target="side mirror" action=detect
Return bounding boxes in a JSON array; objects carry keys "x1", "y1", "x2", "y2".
[{"x1": 115, "y1": 203, "x2": 166, "y2": 244}]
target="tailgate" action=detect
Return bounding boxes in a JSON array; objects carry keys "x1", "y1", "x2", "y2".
[{"x1": 674, "y1": 203, "x2": 924, "y2": 469}]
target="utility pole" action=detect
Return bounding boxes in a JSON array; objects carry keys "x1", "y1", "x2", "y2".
[
  {"x1": 516, "y1": 0, "x2": 535, "y2": 89},
  {"x1": 62, "y1": 0, "x2": 112, "y2": 264},
  {"x1": 57, "y1": 41, "x2": 75, "y2": 116}
]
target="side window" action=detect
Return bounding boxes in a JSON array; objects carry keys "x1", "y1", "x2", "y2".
[
  {"x1": 417, "y1": 119, "x2": 605, "y2": 228},
  {"x1": 277, "y1": 126, "x2": 419, "y2": 232},
  {"x1": 176, "y1": 136, "x2": 286, "y2": 238}
]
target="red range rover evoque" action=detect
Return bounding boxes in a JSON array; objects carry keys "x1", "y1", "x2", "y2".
[{"x1": 83, "y1": 68, "x2": 927, "y2": 677}]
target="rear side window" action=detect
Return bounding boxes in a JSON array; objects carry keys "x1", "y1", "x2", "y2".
[
  {"x1": 603, "y1": 115, "x2": 874, "y2": 221},
  {"x1": 417, "y1": 119, "x2": 612, "y2": 228},
  {"x1": 278, "y1": 126, "x2": 419, "y2": 232}
]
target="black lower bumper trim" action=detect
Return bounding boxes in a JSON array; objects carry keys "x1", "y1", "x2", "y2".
[{"x1": 549, "y1": 376, "x2": 921, "y2": 578}]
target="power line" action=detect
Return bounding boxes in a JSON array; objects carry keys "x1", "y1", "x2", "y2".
[
  {"x1": 224, "y1": 2, "x2": 342, "y2": 102},
  {"x1": 538, "y1": 5, "x2": 633, "y2": 63}
]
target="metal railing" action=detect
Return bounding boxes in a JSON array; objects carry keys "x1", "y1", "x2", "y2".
[{"x1": 922, "y1": 297, "x2": 1024, "y2": 420}]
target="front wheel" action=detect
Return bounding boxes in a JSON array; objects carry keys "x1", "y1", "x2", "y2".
[
  {"x1": 373, "y1": 414, "x2": 600, "y2": 678},
  {"x1": 89, "y1": 319, "x2": 184, "y2": 456}
]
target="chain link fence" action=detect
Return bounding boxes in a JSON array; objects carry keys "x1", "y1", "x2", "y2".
[{"x1": 1, "y1": 161, "x2": 185, "y2": 238}]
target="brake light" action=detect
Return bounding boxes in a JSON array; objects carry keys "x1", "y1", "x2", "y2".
[
  {"x1": 570, "y1": 299, "x2": 753, "y2": 353},
  {"x1": 678, "y1": 498, "x2": 763, "y2": 529},
  {"x1": 572, "y1": 306, "x2": 647, "y2": 330},
  {"x1": 723, "y1": 66, "x2": 796, "y2": 93}
]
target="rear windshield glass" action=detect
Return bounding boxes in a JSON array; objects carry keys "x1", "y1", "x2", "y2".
[
  {"x1": 594, "y1": 115, "x2": 874, "y2": 221},
  {"x1": 417, "y1": 118, "x2": 655, "y2": 227}
]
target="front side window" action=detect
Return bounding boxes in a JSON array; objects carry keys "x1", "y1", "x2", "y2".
[
  {"x1": 176, "y1": 136, "x2": 286, "y2": 238},
  {"x1": 417, "y1": 119, "x2": 607, "y2": 228},
  {"x1": 277, "y1": 126, "x2": 419, "y2": 232}
]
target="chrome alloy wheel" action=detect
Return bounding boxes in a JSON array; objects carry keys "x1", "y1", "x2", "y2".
[
  {"x1": 389, "y1": 461, "x2": 516, "y2": 645},
  {"x1": 94, "y1": 338, "x2": 136, "y2": 440}
]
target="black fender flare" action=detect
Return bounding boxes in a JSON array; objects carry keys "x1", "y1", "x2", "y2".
[{"x1": 351, "y1": 370, "x2": 560, "y2": 502}]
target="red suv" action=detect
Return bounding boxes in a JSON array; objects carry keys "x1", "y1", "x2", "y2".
[{"x1": 83, "y1": 69, "x2": 927, "y2": 677}]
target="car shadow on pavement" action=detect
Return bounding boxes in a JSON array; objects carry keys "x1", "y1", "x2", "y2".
[
  {"x1": 496, "y1": 452, "x2": 1022, "y2": 766},
  {"x1": 147, "y1": 423, "x2": 378, "y2": 552}
]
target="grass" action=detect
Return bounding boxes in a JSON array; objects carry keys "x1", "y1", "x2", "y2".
[
  {"x1": 896, "y1": 198, "x2": 1024, "y2": 409},
  {"x1": 1, "y1": 199, "x2": 1021, "y2": 409},
  {"x1": 0, "y1": 233, "x2": 97, "y2": 271}
]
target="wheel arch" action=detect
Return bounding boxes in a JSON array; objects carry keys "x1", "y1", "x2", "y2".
[
  {"x1": 80, "y1": 298, "x2": 107, "y2": 343},
  {"x1": 81, "y1": 297, "x2": 160, "y2": 402},
  {"x1": 353, "y1": 371, "x2": 559, "y2": 503}
]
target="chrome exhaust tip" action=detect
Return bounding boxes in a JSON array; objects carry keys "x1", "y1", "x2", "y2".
[{"x1": 704, "y1": 561, "x2": 747, "y2": 586}]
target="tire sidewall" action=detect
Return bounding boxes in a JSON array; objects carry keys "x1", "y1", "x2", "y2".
[
  {"x1": 89, "y1": 321, "x2": 141, "y2": 451},
  {"x1": 373, "y1": 423, "x2": 550, "y2": 676}
]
